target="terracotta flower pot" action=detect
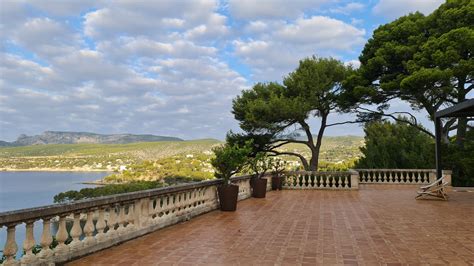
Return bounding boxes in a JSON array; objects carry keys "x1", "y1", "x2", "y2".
[
  {"x1": 252, "y1": 178, "x2": 267, "y2": 198},
  {"x1": 272, "y1": 176, "x2": 282, "y2": 190},
  {"x1": 217, "y1": 184, "x2": 239, "y2": 211}
]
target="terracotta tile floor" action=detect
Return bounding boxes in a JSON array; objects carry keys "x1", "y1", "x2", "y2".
[{"x1": 68, "y1": 186, "x2": 474, "y2": 265}]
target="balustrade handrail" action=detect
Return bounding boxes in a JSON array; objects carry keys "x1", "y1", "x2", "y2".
[
  {"x1": 355, "y1": 169, "x2": 436, "y2": 172},
  {"x1": 285, "y1": 170, "x2": 354, "y2": 175},
  {"x1": 0, "y1": 174, "x2": 254, "y2": 226}
]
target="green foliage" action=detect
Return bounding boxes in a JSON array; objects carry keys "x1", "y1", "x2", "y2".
[
  {"x1": 443, "y1": 129, "x2": 474, "y2": 186},
  {"x1": 348, "y1": 0, "x2": 473, "y2": 141},
  {"x1": 211, "y1": 140, "x2": 253, "y2": 184},
  {"x1": 53, "y1": 181, "x2": 165, "y2": 203},
  {"x1": 356, "y1": 119, "x2": 435, "y2": 169},
  {"x1": 247, "y1": 153, "x2": 272, "y2": 179}
]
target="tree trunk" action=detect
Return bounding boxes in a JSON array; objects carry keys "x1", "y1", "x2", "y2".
[
  {"x1": 310, "y1": 114, "x2": 327, "y2": 171},
  {"x1": 300, "y1": 114, "x2": 327, "y2": 171},
  {"x1": 456, "y1": 83, "x2": 467, "y2": 149}
]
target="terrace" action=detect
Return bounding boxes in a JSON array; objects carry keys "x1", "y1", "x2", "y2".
[{"x1": 1, "y1": 169, "x2": 474, "y2": 265}]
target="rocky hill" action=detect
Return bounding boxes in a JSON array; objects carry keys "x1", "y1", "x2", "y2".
[{"x1": 1, "y1": 131, "x2": 183, "y2": 146}]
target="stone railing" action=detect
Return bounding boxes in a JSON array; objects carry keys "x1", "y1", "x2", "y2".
[
  {"x1": 0, "y1": 175, "x2": 262, "y2": 265},
  {"x1": 283, "y1": 171, "x2": 358, "y2": 190},
  {"x1": 356, "y1": 169, "x2": 452, "y2": 185}
]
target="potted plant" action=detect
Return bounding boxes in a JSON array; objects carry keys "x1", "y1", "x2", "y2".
[
  {"x1": 248, "y1": 152, "x2": 272, "y2": 198},
  {"x1": 211, "y1": 141, "x2": 252, "y2": 211},
  {"x1": 271, "y1": 158, "x2": 286, "y2": 190}
]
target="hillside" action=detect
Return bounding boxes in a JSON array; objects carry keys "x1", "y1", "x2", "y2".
[
  {"x1": 0, "y1": 136, "x2": 363, "y2": 174},
  {"x1": 0, "y1": 131, "x2": 183, "y2": 146}
]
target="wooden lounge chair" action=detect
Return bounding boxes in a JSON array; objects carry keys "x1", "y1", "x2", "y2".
[{"x1": 415, "y1": 176, "x2": 449, "y2": 200}]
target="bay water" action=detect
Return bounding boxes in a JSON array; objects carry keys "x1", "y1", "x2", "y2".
[{"x1": 0, "y1": 171, "x2": 109, "y2": 258}]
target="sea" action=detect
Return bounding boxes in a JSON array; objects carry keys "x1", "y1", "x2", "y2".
[{"x1": 0, "y1": 171, "x2": 109, "y2": 258}]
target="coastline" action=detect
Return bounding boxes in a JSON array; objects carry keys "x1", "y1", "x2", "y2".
[{"x1": 0, "y1": 168, "x2": 112, "y2": 172}]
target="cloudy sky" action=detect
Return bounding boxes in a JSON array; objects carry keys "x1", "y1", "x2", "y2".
[{"x1": 0, "y1": 0, "x2": 446, "y2": 141}]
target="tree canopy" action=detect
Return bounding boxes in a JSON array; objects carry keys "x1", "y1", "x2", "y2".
[
  {"x1": 232, "y1": 57, "x2": 355, "y2": 170},
  {"x1": 345, "y1": 0, "x2": 473, "y2": 145}
]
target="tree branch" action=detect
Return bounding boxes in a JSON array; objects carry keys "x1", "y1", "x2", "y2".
[
  {"x1": 356, "y1": 107, "x2": 435, "y2": 138},
  {"x1": 326, "y1": 120, "x2": 362, "y2": 127}
]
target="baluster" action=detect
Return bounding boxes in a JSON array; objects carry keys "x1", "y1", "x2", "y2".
[
  {"x1": 293, "y1": 174, "x2": 300, "y2": 189},
  {"x1": 416, "y1": 172, "x2": 422, "y2": 184},
  {"x1": 117, "y1": 205, "x2": 126, "y2": 235},
  {"x1": 38, "y1": 218, "x2": 53, "y2": 263},
  {"x1": 148, "y1": 198, "x2": 157, "y2": 224},
  {"x1": 125, "y1": 202, "x2": 135, "y2": 233},
  {"x1": 335, "y1": 176, "x2": 340, "y2": 188},
  {"x1": 344, "y1": 176, "x2": 349, "y2": 188},
  {"x1": 83, "y1": 209, "x2": 97, "y2": 246},
  {"x1": 177, "y1": 193, "x2": 184, "y2": 215},
  {"x1": 3, "y1": 224, "x2": 18, "y2": 266},
  {"x1": 69, "y1": 213, "x2": 83, "y2": 251},
  {"x1": 55, "y1": 215, "x2": 70, "y2": 257},
  {"x1": 95, "y1": 207, "x2": 107, "y2": 242},
  {"x1": 126, "y1": 203, "x2": 135, "y2": 232},
  {"x1": 139, "y1": 198, "x2": 150, "y2": 228},
  {"x1": 162, "y1": 196, "x2": 169, "y2": 216},
  {"x1": 107, "y1": 205, "x2": 118, "y2": 238},
  {"x1": 329, "y1": 175, "x2": 334, "y2": 188},
  {"x1": 155, "y1": 197, "x2": 164, "y2": 223},
  {"x1": 318, "y1": 175, "x2": 324, "y2": 188},
  {"x1": 185, "y1": 191, "x2": 192, "y2": 212},
  {"x1": 21, "y1": 220, "x2": 38, "y2": 265}
]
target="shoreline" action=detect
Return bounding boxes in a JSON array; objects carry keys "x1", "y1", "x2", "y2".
[{"x1": 0, "y1": 168, "x2": 112, "y2": 172}]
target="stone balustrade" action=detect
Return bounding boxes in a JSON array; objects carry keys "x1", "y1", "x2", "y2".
[
  {"x1": 283, "y1": 171, "x2": 358, "y2": 190},
  {"x1": 0, "y1": 175, "x2": 257, "y2": 265},
  {"x1": 356, "y1": 169, "x2": 452, "y2": 185}
]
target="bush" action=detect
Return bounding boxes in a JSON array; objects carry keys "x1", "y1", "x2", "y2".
[{"x1": 356, "y1": 120, "x2": 435, "y2": 169}]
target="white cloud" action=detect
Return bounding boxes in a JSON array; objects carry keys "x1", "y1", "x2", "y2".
[
  {"x1": 276, "y1": 16, "x2": 366, "y2": 49},
  {"x1": 234, "y1": 16, "x2": 365, "y2": 81},
  {"x1": 373, "y1": 0, "x2": 444, "y2": 19},
  {"x1": 228, "y1": 0, "x2": 329, "y2": 20},
  {"x1": 330, "y1": 2, "x2": 365, "y2": 15},
  {"x1": 83, "y1": 0, "x2": 223, "y2": 40}
]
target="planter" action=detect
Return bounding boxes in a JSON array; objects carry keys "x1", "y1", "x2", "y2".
[
  {"x1": 217, "y1": 184, "x2": 239, "y2": 211},
  {"x1": 252, "y1": 178, "x2": 267, "y2": 198},
  {"x1": 272, "y1": 176, "x2": 283, "y2": 190}
]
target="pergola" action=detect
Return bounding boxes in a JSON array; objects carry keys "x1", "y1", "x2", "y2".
[{"x1": 435, "y1": 99, "x2": 474, "y2": 180}]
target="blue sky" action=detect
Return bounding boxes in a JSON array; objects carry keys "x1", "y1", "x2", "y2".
[{"x1": 0, "y1": 0, "x2": 446, "y2": 141}]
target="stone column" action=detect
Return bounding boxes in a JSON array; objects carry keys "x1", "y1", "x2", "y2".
[
  {"x1": 442, "y1": 170, "x2": 452, "y2": 186},
  {"x1": 349, "y1": 170, "x2": 359, "y2": 190}
]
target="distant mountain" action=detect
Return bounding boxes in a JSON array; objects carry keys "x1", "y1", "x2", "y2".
[
  {"x1": 1, "y1": 131, "x2": 183, "y2": 146},
  {"x1": 0, "y1": 140, "x2": 14, "y2": 147}
]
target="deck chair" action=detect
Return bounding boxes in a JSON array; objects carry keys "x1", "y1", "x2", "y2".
[{"x1": 415, "y1": 176, "x2": 449, "y2": 200}]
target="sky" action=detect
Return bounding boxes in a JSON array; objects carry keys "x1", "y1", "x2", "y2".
[{"x1": 0, "y1": 0, "x2": 447, "y2": 141}]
